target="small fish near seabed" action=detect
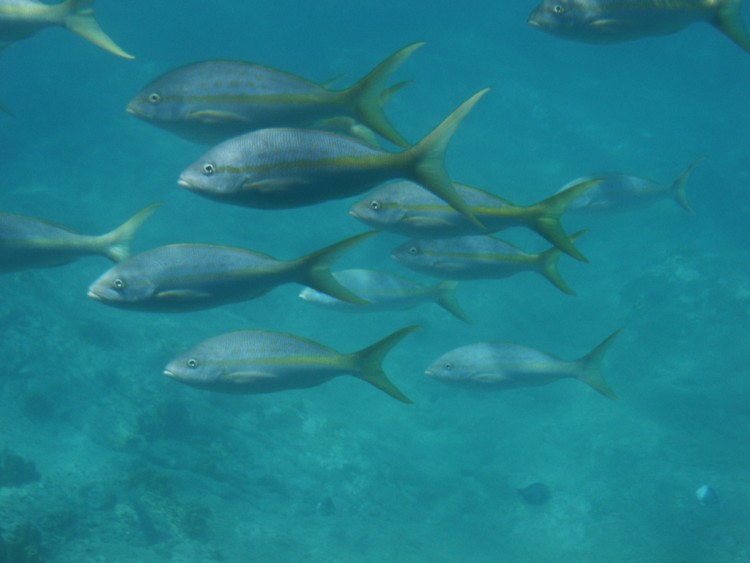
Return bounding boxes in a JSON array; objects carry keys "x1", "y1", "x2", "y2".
[
  {"x1": 163, "y1": 326, "x2": 421, "y2": 403},
  {"x1": 350, "y1": 178, "x2": 599, "y2": 262},
  {"x1": 528, "y1": 0, "x2": 750, "y2": 55},
  {"x1": 298, "y1": 268, "x2": 471, "y2": 323},
  {"x1": 424, "y1": 329, "x2": 622, "y2": 399},
  {"x1": 556, "y1": 159, "x2": 702, "y2": 215},
  {"x1": 177, "y1": 89, "x2": 491, "y2": 227},
  {"x1": 391, "y1": 232, "x2": 585, "y2": 296},
  {"x1": 87, "y1": 232, "x2": 377, "y2": 312},
  {"x1": 0, "y1": 203, "x2": 159, "y2": 273},
  {"x1": 127, "y1": 44, "x2": 420, "y2": 146},
  {"x1": 0, "y1": 0, "x2": 133, "y2": 58}
]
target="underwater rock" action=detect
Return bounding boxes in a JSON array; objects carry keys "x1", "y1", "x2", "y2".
[
  {"x1": 517, "y1": 482, "x2": 551, "y2": 505},
  {"x1": 1, "y1": 522, "x2": 44, "y2": 563},
  {"x1": 696, "y1": 485, "x2": 720, "y2": 506},
  {"x1": 0, "y1": 450, "x2": 40, "y2": 487}
]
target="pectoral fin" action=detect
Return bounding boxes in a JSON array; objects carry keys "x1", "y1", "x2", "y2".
[
  {"x1": 242, "y1": 178, "x2": 312, "y2": 194},
  {"x1": 155, "y1": 289, "x2": 213, "y2": 301},
  {"x1": 188, "y1": 110, "x2": 252, "y2": 124},
  {"x1": 224, "y1": 371, "x2": 277, "y2": 382}
]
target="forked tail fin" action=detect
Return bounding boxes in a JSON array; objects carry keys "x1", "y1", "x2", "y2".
[
  {"x1": 575, "y1": 329, "x2": 622, "y2": 400},
  {"x1": 65, "y1": 0, "x2": 135, "y2": 59},
  {"x1": 348, "y1": 326, "x2": 421, "y2": 403},
  {"x1": 669, "y1": 158, "x2": 703, "y2": 214},
  {"x1": 100, "y1": 203, "x2": 161, "y2": 262}
]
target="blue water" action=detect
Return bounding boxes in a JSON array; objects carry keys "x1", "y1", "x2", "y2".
[{"x1": 1, "y1": 1, "x2": 749, "y2": 561}]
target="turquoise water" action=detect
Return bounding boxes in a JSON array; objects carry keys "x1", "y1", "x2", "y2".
[{"x1": 1, "y1": 1, "x2": 749, "y2": 561}]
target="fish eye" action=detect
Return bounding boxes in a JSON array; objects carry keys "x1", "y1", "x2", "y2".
[
  {"x1": 408, "y1": 246, "x2": 419, "y2": 255},
  {"x1": 369, "y1": 200, "x2": 381, "y2": 211},
  {"x1": 203, "y1": 163, "x2": 215, "y2": 175},
  {"x1": 187, "y1": 358, "x2": 199, "y2": 368},
  {"x1": 444, "y1": 362, "x2": 453, "y2": 371},
  {"x1": 553, "y1": 4, "x2": 564, "y2": 13},
  {"x1": 113, "y1": 278, "x2": 126, "y2": 289},
  {"x1": 148, "y1": 92, "x2": 161, "y2": 103}
]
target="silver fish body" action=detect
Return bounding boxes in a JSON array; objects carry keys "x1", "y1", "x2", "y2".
[
  {"x1": 528, "y1": 0, "x2": 750, "y2": 54},
  {"x1": 87, "y1": 232, "x2": 375, "y2": 312},
  {"x1": 0, "y1": 203, "x2": 158, "y2": 273},
  {"x1": 0, "y1": 0, "x2": 133, "y2": 58},
  {"x1": 425, "y1": 330, "x2": 621, "y2": 398},
  {"x1": 391, "y1": 233, "x2": 581, "y2": 295},
  {"x1": 127, "y1": 44, "x2": 422, "y2": 146},
  {"x1": 177, "y1": 89, "x2": 490, "y2": 225},
  {"x1": 557, "y1": 159, "x2": 700, "y2": 214},
  {"x1": 164, "y1": 326, "x2": 420, "y2": 403},
  {"x1": 298, "y1": 268, "x2": 470, "y2": 322},
  {"x1": 350, "y1": 178, "x2": 598, "y2": 261}
]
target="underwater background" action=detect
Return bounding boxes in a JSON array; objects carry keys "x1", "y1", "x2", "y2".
[{"x1": 1, "y1": 1, "x2": 749, "y2": 561}]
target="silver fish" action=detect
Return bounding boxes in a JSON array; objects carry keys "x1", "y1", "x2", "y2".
[
  {"x1": 164, "y1": 325, "x2": 421, "y2": 403},
  {"x1": 349, "y1": 178, "x2": 599, "y2": 262},
  {"x1": 528, "y1": 0, "x2": 750, "y2": 54},
  {"x1": 0, "y1": 203, "x2": 158, "y2": 273},
  {"x1": 556, "y1": 159, "x2": 701, "y2": 214},
  {"x1": 87, "y1": 231, "x2": 376, "y2": 312},
  {"x1": 425, "y1": 329, "x2": 621, "y2": 399},
  {"x1": 127, "y1": 45, "x2": 420, "y2": 146},
  {"x1": 391, "y1": 232, "x2": 585, "y2": 295},
  {"x1": 177, "y1": 89, "x2": 490, "y2": 227},
  {"x1": 0, "y1": 0, "x2": 133, "y2": 58},
  {"x1": 298, "y1": 268, "x2": 471, "y2": 323}
]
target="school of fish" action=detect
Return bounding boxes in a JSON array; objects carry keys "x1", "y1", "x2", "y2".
[{"x1": 3, "y1": 0, "x2": 733, "y2": 405}]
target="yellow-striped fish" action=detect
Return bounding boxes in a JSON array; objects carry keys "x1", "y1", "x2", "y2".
[
  {"x1": 164, "y1": 326, "x2": 421, "y2": 403},
  {"x1": 0, "y1": 0, "x2": 133, "y2": 59},
  {"x1": 127, "y1": 44, "x2": 420, "y2": 146},
  {"x1": 0, "y1": 203, "x2": 159, "y2": 273},
  {"x1": 529, "y1": 0, "x2": 750, "y2": 54}
]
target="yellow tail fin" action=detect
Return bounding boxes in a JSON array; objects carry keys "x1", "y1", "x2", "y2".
[
  {"x1": 65, "y1": 0, "x2": 134, "y2": 59},
  {"x1": 576, "y1": 329, "x2": 622, "y2": 400},
  {"x1": 100, "y1": 203, "x2": 161, "y2": 262}
]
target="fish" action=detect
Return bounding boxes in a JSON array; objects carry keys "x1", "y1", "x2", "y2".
[
  {"x1": 298, "y1": 268, "x2": 471, "y2": 323},
  {"x1": 126, "y1": 44, "x2": 420, "y2": 146},
  {"x1": 87, "y1": 231, "x2": 377, "y2": 312},
  {"x1": 391, "y1": 231, "x2": 585, "y2": 296},
  {"x1": 556, "y1": 159, "x2": 702, "y2": 214},
  {"x1": 695, "y1": 485, "x2": 721, "y2": 506},
  {"x1": 424, "y1": 329, "x2": 621, "y2": 399},
  {"x1": 0, "y1": 0, "x2": 133, "y2": 59},
  {"x1": 163, "y1": 325, "x2": 421, "y2": 403},
  {"x1": 0, "y1": 203, "x2": 159, "y2": 273},
  {"x1": 517, "y1": 483, "x2": 551, "y2": 505},
  {"x1": 177, "y1": 89, "x2": 490, "y2": 227},
  {"x1": 349, "y1": 178, "x2": 599, "y2": 262},
  {"x1": 528, "y1": 0, "x2": 750, "y2": 54}
]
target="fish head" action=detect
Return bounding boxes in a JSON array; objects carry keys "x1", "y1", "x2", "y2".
[
  {"x1": 87, "y1": 262, "x2": 159, "y2": 307},
  {"x1": 528, "y1": 0, "x2": 593, "y2": 36},
  {"x1": 163, "y1": 349, "x2": 225, "y2": 390},
  {"x1": 424, "y1": 350, "x2": 469, "y2": 384},
  {"x1": 126, "y1": 64, "x2": 207, "y2": 124},
  {"x1": 349, "y1": 194, "x2": 407, "y2": 229},
  {"x1": 391, "y1": 239, "x2": 430, "y2": 268},
  {"x1": 177, "y1": 139, "x2": 248, "y2": 199}
]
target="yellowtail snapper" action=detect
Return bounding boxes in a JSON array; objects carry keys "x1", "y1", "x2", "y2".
[
  {"x1": 528, "y1": 0, "x2": 750, "y2": 54},
  {"x1": 556, "y1": 158, "x2": 702, "y2": 214},
  {"x1": 298, "y1": 268, "x2": 471, "y2": 323},
  {"x1": 0, "y1": 203, "x2": 159, "y2": 273},
  {"x1": 425, "y1": 329, "x2": 621, "y2": 399},
  {"x1": 164, "y1": 326, "x2": 421, "y2": 403},
  {"x1": 177, "y1": 89, "x2": 490, "y2": 227},
  {"x1": 0, "y1": 0, "x2": 134, "y2": 58},
  {"x1": 391, "y1": 232, "x2": 585, "y2": 296},
  {"x1": 127, "y1": 43, "x2": 422, "y2": 146},
  {"x1": 87, "y1": 231, "x2": 377, "y2": 312},
  {"x1": 350, "y1": 178, "x2": 599, "y2": 262}
]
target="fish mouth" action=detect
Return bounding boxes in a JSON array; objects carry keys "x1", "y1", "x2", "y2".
[
  {"x1": 527, "y1": 18, "x2": 541, "y2": 28},
  {"x1": 177, "y1": 178, "x2": 194, "y2": 190},
  {"x1": 424, "y1": 369, "x2": 435, "y2": 378},
  {"x1": 163, "y1": 369, "x2": 176, "y2": 378},
  {"x1": 87, "y1": 289, "x2": 102, "y2": 301}
]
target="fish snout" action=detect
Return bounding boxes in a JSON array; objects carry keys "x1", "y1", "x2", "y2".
[
  {"x1": 163, "y1": 369, "x2": 177, "y2": 379},
  {"x1": 177, "y1": 177, "x2": 195, "y2": 190},
  {"x1": 87, "y1": 288, "x2": 102, "y2": 301}
]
